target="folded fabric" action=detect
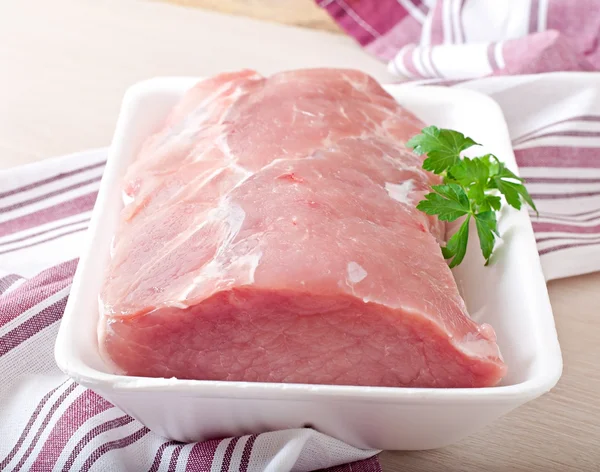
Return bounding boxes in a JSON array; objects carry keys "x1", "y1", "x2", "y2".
[{"x1": 317, "y1": 0, "x2": 600, "y2": 80}]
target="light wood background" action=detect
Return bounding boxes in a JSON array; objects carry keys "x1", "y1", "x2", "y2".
[
  {"x1": 159, "y1": 0, "x2": 341, "y2": 32},
  {"x1": 1, "y1": 1, "x2": 599, "y2": 471}
]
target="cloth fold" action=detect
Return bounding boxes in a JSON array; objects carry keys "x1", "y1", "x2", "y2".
[{"x1": 317, "y1": 0, "x2": 600, "y2": 80}]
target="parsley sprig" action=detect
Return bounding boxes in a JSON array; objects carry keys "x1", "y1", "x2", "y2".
[{"x1": 407, "y1": 126, "x2": 537, "y2": 268}]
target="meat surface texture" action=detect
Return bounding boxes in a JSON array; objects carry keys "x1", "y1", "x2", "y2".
[{"x1": 100, "y1": 69, "x2": 506, "y2": 388}]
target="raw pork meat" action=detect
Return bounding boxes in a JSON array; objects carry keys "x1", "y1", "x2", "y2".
[{"x1": 99, "y1": 69, "x2": 506, "y2": 388}]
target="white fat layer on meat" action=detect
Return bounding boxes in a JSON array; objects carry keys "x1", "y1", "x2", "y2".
[
  {"x1": 292, "y1": 103, "x2": 322, "y2": 119},
  {"x1": 173, "y1": 201, "x2": 262, "y2": 304},
  {"x1": 385, "y1": 180, "x2": 414, "y2": 204},
  {"x1": 229, "y1": 162, "x2": 252, "y2": 178},
  {"x1": 256, "y1": 156, "x2": 315, "y2": 176},
  {"x1": 216, "y1": 133, "x2": 235, "y2": 160},
  {"x1": 109, "y1": 235, "x2": 117, "y2": 259},
  {"x1": 215, "y1": 133, "x2": 254, "y2": 189},
  {"x1": 171, "y1": 78, "x2": 255, "y2": 140},
  {"x1": 260, "y1": 157, "x2": 290, "y2": 171},
  {"x1": 347, "y1": 261, "x2": 367, "y2": 284},
  {"x1": 197, "y1": 167, "x2": 226, "y2": 188},
  {"x1": 122, "y1": 190, "x2": 134, "y2": 206},
  {"x1": 167, "y1": 301, "x2": 188, "y2": 309},
  {"x1": 456, "y1": 332, "x2": 502, "y2": 359},
  {"x1": 98, "y1": 295, "x2": 106, "y2": 317},
  {"x1": 169, "y1": 109, "x2": 207, "y2": 138},
  {"x1": 228, "y1": 250, "x2": 262, "y2": 283},
  {"x1": 380, "y1": 153, "x2": 422, "y2": 173},
  {"x1": 224, "y1": 84, "x2": 247, "y2": 103},
  {"x1": 229, "y1": 163, "x2": 254, "y2": 192},
  {"x1": 220, "y1": 83, "x2": 256, "y2": 122},
  {"x1": 204, "y1": 200, "x2": 247, "y2": 258},
  {"x1": 189, "y1": 158, "x2": 252, "y2": 195},
  {"x1": 194, "y1": 81, "x2": 242, "y2": 115}
]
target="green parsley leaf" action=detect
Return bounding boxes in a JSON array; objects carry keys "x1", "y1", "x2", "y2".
[
  {"x1": 408, "y1": 127, "x2": 537, "y2": 267},
  {"x1": 481, "y1": 154, "x2": 500, "y2": 177},
  {"x1": 485, "y1": 195, "x2": 502, "y2": 211},
  {"x1": 486, "y1": 157, "x2": 538, "y2": 214},
  {"x1": 406, "y1": 126, "x2": 479, "y2": 175},
  {"x1": 416, "y1": 184, "x2": 470, "y2": 221},
  {"x1": 497, "y1": 164, "x2": 524, "y2": 182},
  {"x1": 450, "y1": 157, "x2": 490, "y2": 187},
  {"x1": 492, "y1": 177, "x2": 522, "y2": 209},
  {"x1": 449, "y1": 157, "x2": 491, "y2": 208},
  {"x1": 467, "y1": 185, "x2": 486, "y2": 207},
  {"x1": 474, "y1": 211, "x2": 497, "y2": 265},
  {"x1": 442, "y1": 216, "x2": 471, "y2": 268},
  {"x1": 515, "y1": 182, "x2": 538, "y2": 214}
]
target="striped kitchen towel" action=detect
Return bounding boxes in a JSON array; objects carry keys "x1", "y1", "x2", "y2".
[
  {"x1": 0, "y1": 151, "x2": 381, "y2": 471},
  {"x1": 317, "y1": 0, "x2": 599, "y2": 80},
  {"x1": 1, "y1": 73, "x2": 599, "y2": 471}
]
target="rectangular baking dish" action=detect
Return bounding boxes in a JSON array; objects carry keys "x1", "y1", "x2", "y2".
[{"x1": 54, "y1": 77, "x2": 562, "y2": 450}]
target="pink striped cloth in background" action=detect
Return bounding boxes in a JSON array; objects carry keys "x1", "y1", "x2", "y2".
[
  {"x1": 2, "y1": 2, "x2": 600, "y2": 471},
  {"x1": 318, "y1": 0, "x2": 600, "y2": 79}
]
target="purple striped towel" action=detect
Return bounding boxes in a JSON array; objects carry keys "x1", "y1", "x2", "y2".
[{"x1": 317, "y1": 0, "x2": 600, "y2": 79}]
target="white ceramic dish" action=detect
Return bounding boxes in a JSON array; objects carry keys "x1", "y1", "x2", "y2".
[{"x1": 55, "y1": 78, "x2": 562, "y2": 451}]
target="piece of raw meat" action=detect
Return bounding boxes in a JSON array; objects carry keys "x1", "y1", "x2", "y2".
[{"x1": 99, "y1": 69, "x2": 506, "y2": 388}]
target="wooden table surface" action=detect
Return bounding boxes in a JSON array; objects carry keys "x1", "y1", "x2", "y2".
[
  {"x1": 159, "y1": 0, "x2": 341, "y2": 32},
  {"x1": 1, "y1": 1, "x2": 599, "y2": 471}
]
